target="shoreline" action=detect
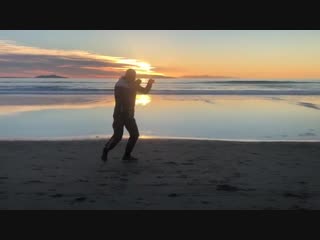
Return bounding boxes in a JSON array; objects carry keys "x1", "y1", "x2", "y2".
[{"x1": 1, "y1": 136, "x2": 320, "y2": 142}]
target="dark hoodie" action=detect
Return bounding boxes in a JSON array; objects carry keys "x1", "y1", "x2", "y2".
[{"x1": 113, "y1": 77, "x2": 153, "y2": 119}]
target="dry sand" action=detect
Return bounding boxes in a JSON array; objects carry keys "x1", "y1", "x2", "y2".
[{"x1": 0, "y1": 139, "x2": 319, "y2": 209}]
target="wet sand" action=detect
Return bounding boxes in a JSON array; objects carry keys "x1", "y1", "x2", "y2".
[{"x1": 1, "y1": 139, "x2": 320, "y2": 209}]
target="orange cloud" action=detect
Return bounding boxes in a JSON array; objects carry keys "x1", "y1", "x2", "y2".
[{"x1": 0, "y1": 40, "x2": 165, "y2": 78}]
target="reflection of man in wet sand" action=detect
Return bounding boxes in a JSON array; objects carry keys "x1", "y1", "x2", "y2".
[{"x1": 101, "y1": 69, "x2": 155, "y2": 162}]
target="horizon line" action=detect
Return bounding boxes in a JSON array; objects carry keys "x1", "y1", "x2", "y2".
[{"x1": 1, "y1": 76, "x2": 320, "y2": 80}]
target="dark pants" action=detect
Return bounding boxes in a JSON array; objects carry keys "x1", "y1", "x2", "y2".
[{"x1": 104, "y1": 116, "x2": 140, "y2": 156}]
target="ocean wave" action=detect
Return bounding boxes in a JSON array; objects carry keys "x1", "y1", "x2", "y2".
[
  {"x1": 1, "y1": 89, "x2": 320, "y2": 95},
  {"x1": 181, "y1": 80, "x2": 320, "y2": 84},
  {"x1": 1, "y1": 79, "x2": 320, "y2": 95}
]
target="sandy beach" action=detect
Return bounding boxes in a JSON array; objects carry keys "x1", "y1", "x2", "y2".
[{"x1": 1, "y1": 139, "x2": 320, "y2": 210}]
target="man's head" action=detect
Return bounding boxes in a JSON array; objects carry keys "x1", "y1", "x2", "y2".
[{"x1": 124, "y1": 69, "x2": 136, "y2": 82}]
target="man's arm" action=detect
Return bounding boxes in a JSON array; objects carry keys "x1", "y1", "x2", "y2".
[{"x1": 136, "y1": 79, "x2": 155, "y2": 94}]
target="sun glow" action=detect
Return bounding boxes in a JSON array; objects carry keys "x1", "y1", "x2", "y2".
[
  {"x1": 137, "y1": 62, "x2": 152, "y2": 72},
  {"x1": 115, "y1": 58, "x2": 157, "y2": 74},
  {"x1": 136, "y1": 95, "x2": 151, "y2": 106}
]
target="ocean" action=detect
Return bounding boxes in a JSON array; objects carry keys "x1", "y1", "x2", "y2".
[{"x1": 0, "y1": 78, "x2": 320, "y2": 141}]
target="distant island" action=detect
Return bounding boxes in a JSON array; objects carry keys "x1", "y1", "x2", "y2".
[
  {"x1": 35, "y1": 74, "x2": 67, "y2": 78},
  {"x1": 0, "y1": 76, "x2": 22, "y2": 78},
  {"x1": 181, "y1": 75, "x2": 235, "y2": 79}
]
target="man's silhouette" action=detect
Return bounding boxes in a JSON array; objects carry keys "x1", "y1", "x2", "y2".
[{"x1": 101, "y1": 69, "x2": 155, "y2": 161}]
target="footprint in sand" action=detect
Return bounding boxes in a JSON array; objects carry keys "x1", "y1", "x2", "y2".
[
  {"x1": 32, "y1": 168, "x2": 43, "y2": 171},
  {"x1": 150, "y1": 183, "x2": 169, "y2": 186},
  {"x1": 283, "y1": 192, "x2": 308, "y2": 200},
  {"x1": 290, "y1": 205, "x2": 308, "y2": 210},
  {"x1": 216, "y1": 184, "x2": 239, "y2": 192},
  {"x1": 72, "y1": 197, "x2": 87, "y2": 203},
  {"x1": 168, "y1": 193, "x2": 181, "y2": 197},
  {"x1": 23, "y1": 180, "x2": 44, "y2": 184},
  {"x1": 165, "y1": 161, "x2": 178, "y2": 165},
  {"x1": 182, "y1": 162, "x2": 194, "y2": 166},
  {"x1": 35, "y1": 192, "x2": 46, "y2": 196},
  {"x1": 51, "y1": 194, "x2": 64, "y2": 198},
  {"x1": 208, "y1": 180, "x2": 217, "y2": 184},
  {"x1": 233, "y1": 172, "x2": 241, "y2": 178},
  {"x1": 98, "y1": 183, "x2": 108, "y2": 186},
  {"x1": 178, "y1": 174, "x2": 188, "y2": 179},
  {"x1": 241, "y1": 188, "x2": 256, "y2": 192},
  {"x1": 78, "y1": 179, "x2": 89, "y2": 183}
]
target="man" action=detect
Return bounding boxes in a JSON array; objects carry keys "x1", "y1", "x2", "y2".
[{"x1": 101, "y1": 69, "x2": 155, "y2": 162}]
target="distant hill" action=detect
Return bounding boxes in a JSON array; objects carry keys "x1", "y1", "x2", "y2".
[{"x1": 35, "y1": 74, "x2": 67, "y2": 78}]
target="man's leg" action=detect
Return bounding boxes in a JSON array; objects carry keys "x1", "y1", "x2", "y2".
[
  {"x1": 123, "y1": 117, "x2": 140, "y2": 160},
  {"x1": 101, "y1": 117, "x2": 124, "y2": 161}
]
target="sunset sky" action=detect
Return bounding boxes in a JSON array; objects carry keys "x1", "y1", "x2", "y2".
[{"x1": 0, "y1": 30, "x2": 320, "y2": 79}]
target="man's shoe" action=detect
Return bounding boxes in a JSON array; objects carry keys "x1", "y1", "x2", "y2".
[{"x1": 101, "y1": 149, "x2": 109, "y2": 162}]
